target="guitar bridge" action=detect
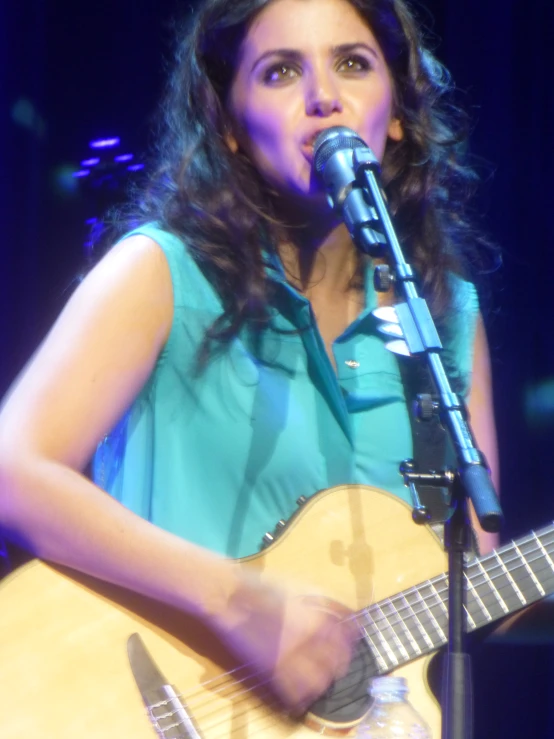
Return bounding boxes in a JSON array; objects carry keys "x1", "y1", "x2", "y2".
[{"x1": 128, "y1": 633, "x2": 203, "y2": 739}]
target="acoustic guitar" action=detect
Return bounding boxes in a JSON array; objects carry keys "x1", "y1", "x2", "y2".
[{"x1": 0, "y1": 484, "x2": 552, "y2": 738}]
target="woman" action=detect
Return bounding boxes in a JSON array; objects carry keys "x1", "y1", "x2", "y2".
[{"x1": 0, "y1": 0, "x2": 498, "y2": 717}]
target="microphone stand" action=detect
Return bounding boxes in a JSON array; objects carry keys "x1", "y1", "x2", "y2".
[{"x1": 340, "y1": 145, "x2": 503, "y2": 739}]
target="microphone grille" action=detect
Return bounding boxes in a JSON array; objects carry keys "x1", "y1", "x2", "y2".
[{"x1": 313, "y1": 126, "x2": 366, "y2": 176}]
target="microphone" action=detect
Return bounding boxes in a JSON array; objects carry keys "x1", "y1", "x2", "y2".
[{"x1": 312, "y1": 126, "x2": 387, "y2": 256}]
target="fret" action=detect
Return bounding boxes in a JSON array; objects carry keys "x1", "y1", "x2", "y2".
[
  {"x1": 478, "y1": 528, "x2": 554, "y2": 619},
  {"x1": 462, "y1": 603, "x2": 477, "y2": 631},
  {"x1": 379, "y1": 597, "x2": 422, "y2": 660},
  {"x1": 532, "y1": 530, "x2": 554, "y2": 586},
  {"x1": 407, "y1": 586, "x2": 446, "y2": 646},
  {"x1": 500, "y1": 539, "x2": 551, "y2": 605},
  {"x1": 464, "y1": 564, "x2": 493, "y2": 627},
  {"x1": 361, "y1": 524, "x2": 554, "y2": 672},
  {"x1": 359, "y1": 619, "x2": 389, "y2": 673},
  {"x1": 477, "y1": 558, "x2": 509, "y2": 614},
  {"x1": 419, "y1": 578, "x2": 452, "y2": 630},
  {"x1": 365, "y1": 603, "x2": 401, "y2": 667},
  {"x1": 417, "y1": 574, "x2": 477, "y2": 634},
  {"x1": 422, "y1": 578, "x2": 474, "y2": 634},
  {"x1": 428, "y1": 579, "x2": 448, "y2": 615},
  {"x1": 393, "y1": 592, "x2": 426, "y2": 656},
  {"x1": 511, "y1": 542, "x2": 545, "y2": 597},
  {"x1": 492, "y1": 549, "x2": 527, "y2": 608},
  {"x1": 376, "y1": 599, "x2": 412, "y2": 662}
]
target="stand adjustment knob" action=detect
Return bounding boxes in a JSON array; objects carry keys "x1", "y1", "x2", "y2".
[
  {"x1": 374, "y1": 264, "x2": 394, "y2": 292},
  {"x1": 415, "y1": 393, "x2": 438, "y2": 421}
]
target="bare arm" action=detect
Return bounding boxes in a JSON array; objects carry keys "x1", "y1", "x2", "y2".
[
  {"x1": 0, "y1": 235, "x2": 355, "y2": 711},
  {"x1": 467, "y1": 314, "x2": 500, "y2": 554},
  {"x1": 0, "y1": 234, "x2": 234, "y2": 618}
]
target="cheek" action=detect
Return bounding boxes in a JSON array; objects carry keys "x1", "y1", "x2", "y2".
[
  {"x1": 360, "y1": 96, "x2": 396, "y2": 156},
  {"x1": 242, "y1": 103, "x2": 287, "y2": 154},
  {"x1": 235, "y1": 107, "x2": 293, "y2": 181},
  {"x1": 229, "y1": 81, "x2": 293, "y2": 159}
]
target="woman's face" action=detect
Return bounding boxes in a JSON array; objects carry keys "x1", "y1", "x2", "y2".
[{"x1": 226, "y1": 0, "x2": 402, "y2": 202}]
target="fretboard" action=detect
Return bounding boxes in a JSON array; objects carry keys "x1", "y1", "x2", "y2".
[{"x1": 359, "y1": 522, "x2": 554, "y2": 673}]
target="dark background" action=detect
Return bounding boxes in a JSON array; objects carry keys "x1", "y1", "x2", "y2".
[{"x1": 1, "y1": 0, "x2": 554, "y2": 735}]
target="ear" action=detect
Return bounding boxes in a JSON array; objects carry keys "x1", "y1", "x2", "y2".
[{"x1": 388, "y1": 117, "x2": 403, "y2": 142}]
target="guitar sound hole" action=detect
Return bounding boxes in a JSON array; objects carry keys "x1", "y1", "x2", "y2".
[{"x1": 308, "y1": 636, "x2": 378, "y2": 723}]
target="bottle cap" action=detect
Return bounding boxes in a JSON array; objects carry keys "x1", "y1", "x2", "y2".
[{"x1": 369, "y1": 676, "x2": 408, "y2": 697}]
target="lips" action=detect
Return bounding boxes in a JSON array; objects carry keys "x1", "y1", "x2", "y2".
[
  {"x1": 302, "y1": 128, "x2": 332, "y2": 148},
  {"x1": 301, "y1": 129, "x2": 330, "y2": 164}
]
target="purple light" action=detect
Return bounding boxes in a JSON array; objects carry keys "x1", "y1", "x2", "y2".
[
  {"x1": 82, "y1": 158, "x2": 100, "y2": 167},
  {"x1": 90, "y1": 137, "x2": 120, "y2": 149},
  {"x1": 128, "y1": 164, "x2": 145, "y2": 172},
  {"x1": 115, "y1": 154, "x2": 133, "y2": 163},
  {"x1": 72, "y1": 170, "x2": 90, "y2": 178},
  {"x1": 85, "y1": 218, "x2": 98, "y2": 225}
]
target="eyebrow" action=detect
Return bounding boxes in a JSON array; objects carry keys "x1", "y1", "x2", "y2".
[{"x1": 250, "y1": 43, "x2": 379, "y2": 73}]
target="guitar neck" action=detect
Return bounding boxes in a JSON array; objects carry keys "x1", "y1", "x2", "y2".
[{"x1": 359, "y1": 522, "x2": 554, "y2": 674}]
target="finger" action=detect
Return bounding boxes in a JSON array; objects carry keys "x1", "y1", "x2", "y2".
[{"x1": 274, "y1": 652, "x2": 335, "y2": 714}]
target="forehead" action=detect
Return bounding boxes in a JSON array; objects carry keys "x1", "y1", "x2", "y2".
[{"x1": 241, "y1": 0, "x2": 378, "y2": 57}]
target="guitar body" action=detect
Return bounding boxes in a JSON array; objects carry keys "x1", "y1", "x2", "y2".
[{"x1": 0, "y1": 485, "x2": 447, "y2": 738}]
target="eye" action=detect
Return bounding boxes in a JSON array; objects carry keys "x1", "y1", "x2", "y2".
[
  {"x1": 262, "y1": 63, "x2": 300, "y2": 85},
  {"x1": 337, "y1": 55, "x2": 372, "y2": 74}
]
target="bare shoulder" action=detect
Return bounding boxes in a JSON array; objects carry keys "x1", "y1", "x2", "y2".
[
  {"x1": 84, "y1": 232, "x2": 174, "y2": 304},
  {"x1": 0, "y1": 233, "x2": 175, "y2": 470}
]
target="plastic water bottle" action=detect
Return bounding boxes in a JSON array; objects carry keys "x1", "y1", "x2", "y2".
[{"x1": 356, "y1": 676, "x2": 431, "y2": 738}]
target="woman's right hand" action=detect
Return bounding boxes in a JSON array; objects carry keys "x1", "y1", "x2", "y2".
[{"x1": 210, "y1": 569, "x2": 359, "y2": 715}]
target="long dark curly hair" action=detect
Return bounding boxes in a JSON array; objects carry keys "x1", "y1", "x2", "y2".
[{"x1": 125, "y1": 0, "x2": 494, "y2": 354}]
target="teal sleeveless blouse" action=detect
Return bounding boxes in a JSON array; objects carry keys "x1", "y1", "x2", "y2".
[{"x1": 93, "y1": 224, "x2": 479, "y2": 558}]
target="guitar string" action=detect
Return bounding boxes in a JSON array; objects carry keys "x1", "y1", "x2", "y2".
[
  {"x1": 150, "y1": 568, "x2": 514, "y2": 734},
  {"x1": 154, "y1": 584, "x2": 499, "y2": 739},
  {"x1": 150, "y1": 526, "x2": 554, "y2": 738},
  {"x1": 145, "y1": 532, "x2": 554, "y2": 732},
  {"x1": 356, "y1": 542, "x2": 554, "y2": 662},
  {"x1": 149, "y1": 652, "x2": 378, "y2": 739},
  {"x1": 149, "y1": 674, "x2": 277, "y2": 731},
  {"x1": 180, "y1": 546, "x2": 554, "y2": 739},
  {"x1": 182, "y1": 685, "x2": 286, "y2": 739},
  {"x1": 165, "y1": 534, "x2": 554, "y2": 714},
  {"x1": 158, "y1": 610, "x2": 396, "y2": 721},
  {"x1": 161, "y1": 632, "x2": 375, "y2": 721},
  {"x1": 260, "y1": 538, "x2": 554, "y2": 679},
  {"x1": 148, "y1": 649, "x2": 378, "y2": 739},
  {"x1": 146, "y1": 610, "x2": 395, "y2": 729},
  {"x1": 363, "y1": 549, "x2": 553, "y2": 639},
  {"x1": 383, "y1": 532, "x2": 554, "y2": 624},
  {"x1": 349, "y1": 535, "x2": 554, "y2": 665},
  {"x1": 153, "y1": 693, "x2": 293, "y2": 739},
  {"x1": 183, "y1": 536, "x2": 552, "y2": 736}
]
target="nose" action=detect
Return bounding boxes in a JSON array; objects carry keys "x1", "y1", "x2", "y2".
[{"x1": 305, "y1": 69, "x2": 343, "y2": 117}]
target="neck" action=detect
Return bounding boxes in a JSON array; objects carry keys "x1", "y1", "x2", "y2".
[{"x1": 273, "y1": 198, "x2": 360, "y2": 296}]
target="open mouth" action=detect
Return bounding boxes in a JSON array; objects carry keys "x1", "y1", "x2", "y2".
[
  {"x1": 301, "y1": 129, "x2": 331, "y2": 162},
  {"x1": 303, "y1": 129, "x2": 330, "y2": 148}
]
